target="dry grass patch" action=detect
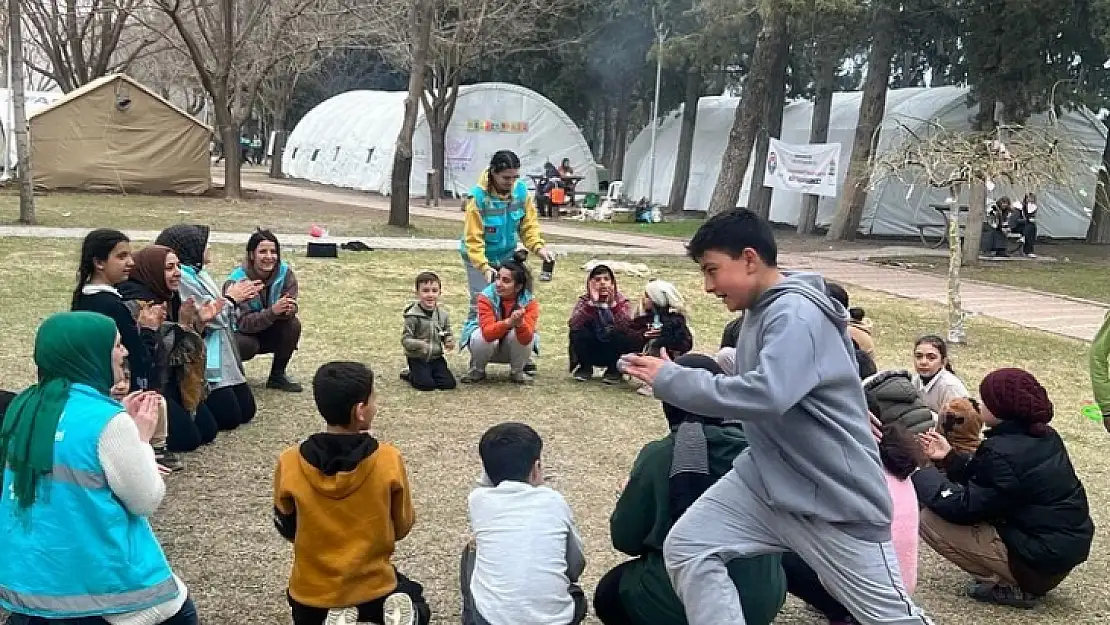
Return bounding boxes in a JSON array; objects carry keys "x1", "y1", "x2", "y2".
[{"x1": 0, "y1": 238, "x2": 1104, "y2": 624}]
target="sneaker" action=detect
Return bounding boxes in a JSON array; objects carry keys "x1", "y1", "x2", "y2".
[
  {"x1": 510, "y1": 371, "x2": 535, "y2": 385},
  {"x1": 154, "y1": 449, "x2": 185, "y2": 472},
  {"x1": 266, "y1": 373, "x2": 304, "y2": 393},
  {"x1": 399, "y1": 368, "x2": 410, "y2": 381},
  {"x1": 460, "y1": 369, "x2": 486, "y2": 384},
  {"x1": 323, "y1": 607, "x2": 358, "y2": 625},
  {"x1": 573, "y1": 366, "x2": 593, "y2": 382},
  {"x1": 965, "y1": 581, "x2": 1041, "y2": 609},
  {"x1": 601, "y1": 367, "x2": 623, "y2": 385},
  {"x1": 382, "y1": 593, "x2": 417, "y2": 625},
  {"x1": 524, "y1": 361, "x2": 538, "y2": 376}
]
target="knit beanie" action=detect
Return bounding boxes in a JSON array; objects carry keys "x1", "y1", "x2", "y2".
[{"x1": 978, "y1": 368, "x2": 1054, "y2": 436}]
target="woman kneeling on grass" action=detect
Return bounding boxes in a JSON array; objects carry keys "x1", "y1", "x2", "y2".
[
  {"x1": 595, "y1": 353, "x2": 786, "y2": 625},
  {"x1": 913, "y1": 368, "x2": 1094, "y2": 609},
  {"x1": 155, "y1": 224, "x2": 261, "y2": 430},
  {"x1": 0, "y1": 312, "x2": 197, "y2": 625},
  {"x1": 224, "y1": 229, "x2": 303, "y2": 393},
  {"x1": 459, "y1": 250, "x2": 539, "y2": 385}
]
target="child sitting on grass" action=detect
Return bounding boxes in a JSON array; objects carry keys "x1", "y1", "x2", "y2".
[
  {"x1": 630, "y1": 279, "x2": 693, "y2": 396},
  {"x1": 113, "y1": 362, "x2": 181, "y2": 472},
  {"x1": 463, "y1": 422, "x2": 587, "y2": 625},
  {"x1": 401, "y1": 271, "x2": 458, "y2": 391},
  {"x1": 273, "y1": 361, "x2": 430, "y2": 625}
]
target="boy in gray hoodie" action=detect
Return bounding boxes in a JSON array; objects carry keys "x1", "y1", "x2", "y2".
[{"x1": 622, "y1": 209, "x2": 933, "y2": 625}]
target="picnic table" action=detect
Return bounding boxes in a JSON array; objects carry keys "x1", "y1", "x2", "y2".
[{"x1": 917, "y1": 204, "x2": 969, "y2": 248}]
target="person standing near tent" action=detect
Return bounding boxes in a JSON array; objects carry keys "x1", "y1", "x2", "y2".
[{"x1": 460, "y1": 150, "x2": 554, "y2": 372}]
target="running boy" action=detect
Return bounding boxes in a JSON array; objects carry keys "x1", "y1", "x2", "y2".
[
  {"x1": 463, "y1": 422, "x2": 587, "y2": 625},
  {"x1": 622, "y1": 209, "x2": 933, "y2": 625},
  {"x1": 273, "y1": 361, "x2": 431, "y2": 625},
  {"x1": 402, "y1": 271, "x2": 458, "y2": 391}
]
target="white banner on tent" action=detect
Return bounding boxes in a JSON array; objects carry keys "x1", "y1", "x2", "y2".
[{"x1": 763, "y1": 138, "x2": 840, "y2": 197}]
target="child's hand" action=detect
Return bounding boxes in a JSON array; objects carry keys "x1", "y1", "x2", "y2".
[
  {"x1": 444, "y1": 336, "x2": 456, "y2": 351},
  {"x1": 917, "y1": 431, "x2": 952, "y2": 461}
]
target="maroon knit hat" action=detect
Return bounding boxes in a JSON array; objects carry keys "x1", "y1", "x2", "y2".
[{"x1": 978, "y1": 368, "x2": 1054, "y2": 436}]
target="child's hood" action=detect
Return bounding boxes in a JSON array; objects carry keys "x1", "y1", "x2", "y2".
[
  {"x1": 751, "y1": 271, "x2": 848, "y2": 331},
  {"x1": 296, "y1": 432, "x2": 380, "y2": 499}
]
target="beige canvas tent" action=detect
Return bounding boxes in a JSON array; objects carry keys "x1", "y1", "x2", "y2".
[{"x1": 29, "y1": 74, "x2": 212, "y2": 194}]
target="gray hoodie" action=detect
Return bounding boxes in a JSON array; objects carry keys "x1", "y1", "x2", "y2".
[{"x1": 652, "y1": 272, "x2": 892, "y2": 541}]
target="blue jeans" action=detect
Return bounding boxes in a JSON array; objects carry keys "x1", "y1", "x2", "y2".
[{"x1": 6, "y1": 597, "x2": 198, "y2": 625}]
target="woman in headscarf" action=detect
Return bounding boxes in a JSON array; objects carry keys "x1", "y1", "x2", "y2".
[
  {"x1": 0, "y1": 312, "x2": 197, "y2": 625},
  {"x1": 914, "y1": 368, "x2": 1094, "y2": 609},
  {"x1": 567, "y1": 263, "x2": 636, "y2": 384},
  {"x1": 459, "y1": 150, "x2": 554, "y2": 374},
  {"x1": 593, "y1": 354, "x2": 786, "y2": 625},
  {"x1": 223, "y1": 229, "x2": 303, "y2": 392},
  {"x1": 154, "y1": 225, "x2": 260, "y2": 430},
  {"x1": 119, "y1": 245, "x2": 219, "y2": 452}
]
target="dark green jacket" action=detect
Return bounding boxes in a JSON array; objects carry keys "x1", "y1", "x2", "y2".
[
  {"x1": 610, "y1": 425, "x2": 786, "y2": 625},
  {"x1": 401, "y1": 301, "x2": 453, "y2": 360}
]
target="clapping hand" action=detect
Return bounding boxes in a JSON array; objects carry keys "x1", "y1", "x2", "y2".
[
  {"x1": 272, "y1": 296, "x2": 297, "y2": 316},
  {"x1": 509, "y1": 309, "x2": 525, "y2": 327},
  {"x1": 123, "y1": 391, "x2": 161, "y2": 444},
  {"x1": 917, "y1": 430, "x2": 952, "y2": 461},
  {"x1": 137, "y1": 302, "x2": 166, "y2": 330},
  {"x1": 198, "y1": 298, "x2": 225, "y2": 324},
  {"x1": 226, "y1": 279, "x2": 263, "y2": 303}
]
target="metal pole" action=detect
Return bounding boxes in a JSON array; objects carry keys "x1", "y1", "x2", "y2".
[{"x1": 648, "y1": 8, "x2": 666, "y2": 206}]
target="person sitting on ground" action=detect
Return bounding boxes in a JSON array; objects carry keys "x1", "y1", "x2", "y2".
[
  {"x1": 460, "y1": 251, "x2": 540, "y2": 385},
  {"x1": 629, "y1": 279, "x2": 693, "y2": 397},
  {"x1": 595, "y1": 354, "x2": 786, "y2": 625},
  {"x1": 156, "y1": 224, "x2": 261, "y2": 431},
  {"x1": 914, "y1": 368, "x2": 1094, "y2": 609},
  {"x1": 938, "y1": 396, "x2": 984, "y2": 455},
  {"x1": 911, "y1": 334, "x2": 970, "y2": 415},
  {"x1": 783, "y1": 421, "x2": 924, "y2": 625},
  {"x1": 401, "y1": 271, "x2": 457, "y2": 392},
  {"x1": 225, "y1": 229, "x2": 303, "y2": 392},
  {"x1": 119, "y1": 244, "x2": 219, "y2": 454},
  {"x1": 462, "y1": 422, "x2": 587, "y2": 625},
  {"x1": 982, "y1": 197, "x2": 1012, "y2": 257},
  {"x1": 0, "y1": 312, "x2": 198, "y2": 625},
  {"x1": 568, "y1": 263, "x2": 635, "y2": 384},
  {"x1": 825, "y1": 282, "x2": 875, "y2": 356},
  {"x1": 274, "y1": 361, "x2": 430, "y2": 625},
  {"x1": 863, "y1": 370, "x2": 937, "y2": 434}
]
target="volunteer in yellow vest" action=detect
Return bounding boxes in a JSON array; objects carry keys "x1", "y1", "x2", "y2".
[{"x1": 460, "y1": 150, "x2": 553, "y2": 372}]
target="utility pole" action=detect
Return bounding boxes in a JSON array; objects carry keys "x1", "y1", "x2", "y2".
[
  {"x1": 9, "y1": 0, "x2": 34, "y2": 223},
  {"x1": 647, "y1": 6, "x2": 667, "y2": 207}
]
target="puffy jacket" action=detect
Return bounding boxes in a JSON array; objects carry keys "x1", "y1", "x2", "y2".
[
  {"x1": 913, "y1": 421, "x2": 1094, "y2": 578},
  {"x1": 863, "y1": 370, "x2": 935, "y2": 434},
  {"x1": 401, "y1": 301, "x2": 453, "y2": 361}
]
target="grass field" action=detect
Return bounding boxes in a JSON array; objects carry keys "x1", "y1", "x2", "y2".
[{"x1": 0, "y1": 237, "x2": 1105, "y2": 624}]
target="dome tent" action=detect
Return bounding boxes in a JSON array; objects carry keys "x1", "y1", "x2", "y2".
[
  {"x1": 622, "y1": 86, "x2": 1106, "y2": 239},
  {"x1": 284, "y1": 82, "x2": 599, "y2": 198}
]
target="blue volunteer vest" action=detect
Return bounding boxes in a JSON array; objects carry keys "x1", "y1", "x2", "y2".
[
  {"x1": 0, "y1": 384, "x2": 177, "y2": 618},
  {"x1": 459, "y1": 282, "x2": 540, "y2": 355},
  {"x1": 227, "y1": 261, "x2": 288, "y2": 313},
  {"x1": 458, "y1": 179, "x2": 530, "y2": 266}
]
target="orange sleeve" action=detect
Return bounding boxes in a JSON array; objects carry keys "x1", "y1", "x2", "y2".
[
  {"x1": 478, "y1": 295, "x2": 512, "y2": 342},
  {"x1": 390, "y1": 449, "x2": 416, "y2": 541},
  {"x1": 515, "y1": 300, "x2": 539, "y2": 345}
]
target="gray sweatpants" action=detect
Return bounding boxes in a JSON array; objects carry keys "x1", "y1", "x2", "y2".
[
  {"x1": 664, "y1": 469, "x2": 933, "y2": 625},
  {"x1": 464, "y1": 260, "x2": 489, "y2": 328},
  {"x1": 468, "y1": 329, "x2": 532, "y2": 375}
]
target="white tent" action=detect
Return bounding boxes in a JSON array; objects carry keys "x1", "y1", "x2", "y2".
[
  {"x1": 622, "y1": 86, "x2": 1107, "y2": 238},
  {"x1": 284, "y1": 82, "x2": 599, "y2": 198},
  {"x1": 0, "y1": 89, "x2": 64, "y2": 166}
]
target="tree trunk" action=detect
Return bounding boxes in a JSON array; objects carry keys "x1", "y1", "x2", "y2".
[
  {"x1": 9, "y1": 0, "x2": 34, "y2": 224},
  {"x1": 798, "y1": 42, "x2": 837, "y2": 235},
  {"x1": 825, "y1": 3, "x2": 896, "y2": 240},
  {"x1": 962, "y1": 179, "x2": 987, "y2": 266},
  {"x1": 391, "y1": 0, "x2": 433, "y2": 227},
  {"x1": 706, "y1": 3, "x2": 788, "y2": 216},
  {"x1": 601, "y1": 101, "x2": 613, "y2": 168},
  {"x1": 1087, "y1": 129, "x2": 1110, "y2": 244},
  {"x1": 748, "y1": 34, "x2": 790, "y2": 219},
  {"x1": 946, "y1": 207, "x2": 966, "y2": 344},
  {"x1": 667, "y1": 66, "x2": 701, "y2": 214},
  {"x1": 212, "y1": 93, "x2": 242, "y2": 199},
  {"x1": 612, "y1": 100, "x2": 629, "y2": 182}
]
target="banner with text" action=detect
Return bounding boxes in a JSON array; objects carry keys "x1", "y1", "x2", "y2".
[{"x1": 763, "y1": 138, "x2": 841, "y2": 198}]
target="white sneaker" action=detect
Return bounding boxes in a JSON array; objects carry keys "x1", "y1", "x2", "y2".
[
  {"x1": 324, "y1": 607, "x2": 358, "y2": 625},
  {"x1": 383, "y1": 593, "x2": 417, "y2": 625}
]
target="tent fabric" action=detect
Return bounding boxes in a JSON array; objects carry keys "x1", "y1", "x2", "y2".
[
  {"x1": 0, "y1": 89, "x2": 64, "y2": 165},
  {"x1": 622, "y1": 86, "x2": 1106, "y2": 239},
  {"x1": 284, "y1": 82, "x2": 599, "y2": 198},
  {"x1": 29, "y1": 74, "x2": 212, "y2": 195}
]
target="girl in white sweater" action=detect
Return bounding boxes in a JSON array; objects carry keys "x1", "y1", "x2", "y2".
[{"x1": 911, "y1": 335, "x2": 970, "y2": 416}]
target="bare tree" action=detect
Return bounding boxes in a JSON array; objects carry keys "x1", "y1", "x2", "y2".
[
  {"x1": 8, "y1": 0, "x2": 33, "y2": 223},
  {"x1": 391, "y1": 0, "x2": 433, "y2": 226},
  {"x1": 129, "y1": 44, "x2": 209, "y2": 116},
  {"x1": 20, "y1": 0, "x2": 159, "y2": 92}
]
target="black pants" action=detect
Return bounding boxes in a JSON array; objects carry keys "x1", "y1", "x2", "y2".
[
  {"x1": 568, "y1": 327, "x2": 637, "y2": 373},
  {"x1": 406, "y1": 357, "x2": 456, "y2": 391},
  {"x1": 237, "y1": 317, "x2": 302, "y2": 378},
  {"x1": 161, "y1": 383, "x2": 218, "y2": 451},
  {"x1": 205, "y1": 383, "x2": 257, "y2": 430},
  {"x1": 594, "y1": 561, "x2": 636, "y2": 625},
  {"x1": 782, "y1": 551, "x2": 851, "y2": 621},
  {"x1": 287, "y1": 571, "x2": 431, "y2": 625},
  {"x1": 1017, "y1": 221, "x2": 1037, "y2": 254}
]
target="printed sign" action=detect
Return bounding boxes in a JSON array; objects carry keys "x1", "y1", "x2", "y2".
[
  {"x1": 763, "y1": 138, "x2": 841, "y2": 198},
  {"x1": 466, "y1": 120, "x2": 529, "y2": 133}
]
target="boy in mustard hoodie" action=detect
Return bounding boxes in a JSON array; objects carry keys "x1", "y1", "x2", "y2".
[{"x1": 274, "y1": 361, "x2": 430, "y2": 625}]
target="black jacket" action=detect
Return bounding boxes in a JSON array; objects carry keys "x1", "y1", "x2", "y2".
[
  {"x1": 913, "y1": 421, "x2": 1094, "y2": 576},
  {"x1": 73, "y1": 288, "x2": 156, "y2": 392}
]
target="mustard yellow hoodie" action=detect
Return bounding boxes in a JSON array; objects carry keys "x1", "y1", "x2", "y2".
[{"x1": 462, "y1": 168, "x2": 546, "y2": 273}]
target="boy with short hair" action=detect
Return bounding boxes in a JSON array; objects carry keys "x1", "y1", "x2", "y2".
[
  {"x1": 401, "y1": 271, "x2": 458, "y2": 391},
  {"x1": 622, "y1": 209, "x2": 934, "y2": 625},
  {"x1": 273, "y1": 361, "x2": 431, "y2": 625},
  {"x1": 463, "y1": 422, "x2": 587, "y2": 625}
]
